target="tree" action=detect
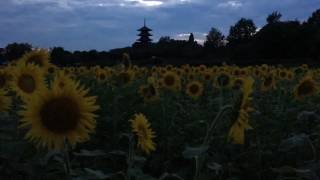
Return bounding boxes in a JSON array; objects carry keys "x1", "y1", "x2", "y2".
[
  {"x1": 267, "y1": 11, "x2": 282, "y2": 24},
  {"x1": 4, "y1": 42, "x2": 32, "y2": 61},
  {"x1": 307, "y1": 9, "x2": 320, "y2": 26},
  {"x1": 227, "y1": 18, "x2": 257, "y2": 45},
  {"x1": 158, "y1": 36, "x2": 171, "y2": 44},
  {"x1": 188, "y1": 33, "x2": 195, "y2": 43},
  {"x1": 204, "y1": 27, "x2": 225, "y2": 49}
]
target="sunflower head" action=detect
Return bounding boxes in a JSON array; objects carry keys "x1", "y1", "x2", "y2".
[
  {"x1": 214, "y1": 72, "x2": 232, "y2": 89},
  {"x1": 19, "y1": 75, "x2": 99, "y2": 150},
  {"x1": 228, "y1": 77, "x2": 254, "y2": 145},
  {"x1": 116, "y1": 70, "x2": 135, "y2": 86},
  {"x1": 186, "y1": 81, "x2": 203, "y2": 100},
  {"x1": 138, "y1": 84, "x2": 159, "y2": 103},
  {"x1": 11, "y1": 63, "x2": 46, "y2": 100},
  {"x1": 20, "y1": 49, "x2": 50, "y2": 68},
  {"x1": 129, "y1": 113, "x2": 156, "y2": 154},
  {"x1": 95, "y1": 69, "x2": 108, "y2": 83},
  {"x1": 294, "y1": 75, "x2": 318, "y2": 101},
  {"x1": 161, "y1": 71, "x2": 181, "y2": 91},
  {"x1": 261, "y1": 73, "x2": 276, "y2": 92}
]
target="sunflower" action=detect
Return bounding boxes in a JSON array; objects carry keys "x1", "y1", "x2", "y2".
[
  {"x1": 116, "y1": 70, "x2": 135, "y2": 86},
  {"x1": 202, "y1": 71, "x2": 213, "y2": 82},
  {"x1": 47, "y1": 64, "x2": 58, "y2": 75},
  {"x1": 19, "y1": 75, "x2": 99, "y2": 150},
  {"x1": 11, "y1": 63, "x2": 46, "y2": 100},
  {"x1": 214, "y1": 72, "x2": 233, "y2": 89},
  {"x1": 95, "y1": 69, "x2": 108, "y2": 83},
  {"x1": 294, "y1": 75, "x2": 318, "y2": 101},
  {"x1": 50, "y1": 71, "x2": 76, "y2": 91},
  {"x1": 260, "y1": 72, "x2": 276, "y2": 92},
  {"x1": 228, "y1": 77, "x2": 254, "y2": 144},
  {"x1": 186, "y1": 81, "x2": 203, "y2": 100},
  {"x1": 138, "y1": 79, "x2": 159, "y2": 103},
  {"x1": 129, "y1": 113, "x2": 156, "y2": 154},
  {"x1": 232, "y1": 77, "x2": 245, "y2": 90},
  {"x1": 0, "y1": 90, "x2": 11, "y2": 112},
  {"x1": 20, "y1": 49, "x2": 50, "y2": 69},
  {"x1": 161, "y1": 71, "x2": 181, "y2": 91}
]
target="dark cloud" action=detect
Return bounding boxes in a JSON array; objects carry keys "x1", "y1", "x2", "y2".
[{"x1": 0, "y1": 0, "x2": 318, "y2": 50}]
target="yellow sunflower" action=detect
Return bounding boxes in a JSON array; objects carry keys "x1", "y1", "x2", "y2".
[
  {"x1": 130, "y1": 113, "x2": 156, "y2": 154},
  {"x1": 232, "y1": 77, "x2": 245, "y2": 90},
  {"x1": 11, "y1": 63, "x2": 46, "y2": 100},
  {"x1": 185, "y1": 81, "x2": 203, "y2": 100},
  {"x1": 161, "y1": 71, "x2": 181, "y2": 91},
  {"x1": 95, "y1": 69, "x2": 108, "y2": 83},
  {"x1": 260, "y1": 72, "x2": 276, "y2": 92},
  {"x1": 294, "y1": 75, "x2": 318, "y2": 101},
  {"x1": 19, "y1": 75, "x2": 99, "y2": 150},
  {"x1": 138, "y1": 79, "x2": 159, "y2": 103},
  {"x1": 116, "y1": 70, "x2": 135, "y2": 86},
  {"x1": 214, "y1": 72, "x2": 233, "y2": 89},
  {"x1": 20, "y1": 49, "x2": 50, "y2": 69},
  {"x1": 0, "y1": 90, "x2": 11, "y2": 112},
  {"x1": 47, "y1": 64, "x2": 58, "y2": 75},
  {"x1": 228, "y1": 77, "x2": 254, "y2": 144}
]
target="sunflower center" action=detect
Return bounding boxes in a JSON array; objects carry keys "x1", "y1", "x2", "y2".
[
  {"x1": 137, "y1": 124, "x2": 148, "y2": 138},
  {"x1": 40, "y1": 97, "x2": 80, "y2": 133},
  {"x1": 99, "y1": 74, "x2": 106, "y2": 80},
  {"x1": 263, "y1": 76, "x2": 273, "y2": 87},
  {"x1": 18, "y1": 74, "x2": 36, "y2": 93},
  {"x1": 189, "y1": 84, "x2": 200, "y2": 94},
  {"x1": 164, "y1": 75, "x2": 175, "y2": 86},
  {"x1": 233, "y1": 79, "x2": 243, "y2": 90},
  {"x1": 297, "y1": 80, "x2": 315, "y2": 96},
  {"x1": 26, "y1": 55, "x2": 44, "y2": 66},
  {"x1": 280, "y1": 71, "x2": 286, "y2": 78}
]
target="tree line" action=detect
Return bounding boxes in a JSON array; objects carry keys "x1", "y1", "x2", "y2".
[{"x1": 0, "y1": 9, "x2": 319, "y2": 66}]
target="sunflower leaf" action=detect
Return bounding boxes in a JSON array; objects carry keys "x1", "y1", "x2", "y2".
[{"x1": 182, "y1": 145, "x2": 209, "y2": 159}]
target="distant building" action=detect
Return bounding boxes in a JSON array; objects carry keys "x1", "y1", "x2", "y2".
[{"x1": 133, "y1": 19, "x2": 153, "y2": 48}]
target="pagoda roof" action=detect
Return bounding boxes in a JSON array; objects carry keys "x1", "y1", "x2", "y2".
[
  {"x1": 138, "y1": 26, "x2": 152, "y2": 31},
  {"x1": 137, "y1": 32, "x2": 152, "y2": 36}
]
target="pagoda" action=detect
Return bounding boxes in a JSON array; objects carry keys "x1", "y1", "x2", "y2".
[{"x1": 134, "y1": 19, "x2": 153, "y2": 47}]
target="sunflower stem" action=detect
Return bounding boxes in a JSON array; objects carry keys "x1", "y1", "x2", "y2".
[
  {"x1": 203, "y1": 105, "x2": 232, "y2": 146},
  {"x1": 63, "y1": 139, "x2": 72, "y2": 176},
  {"x1": 127, "y1": 134, "x2": 135, "y2": 180}
]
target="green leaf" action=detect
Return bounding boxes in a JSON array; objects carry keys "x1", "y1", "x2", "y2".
[
  {"x1": 73, "y1": 149, "x2": 106, "y2": 157},
  {"x1": 83, "y1": 168, "x2": 112, "y2": 179},
  {"x1": 182, "y1": 145, "x2": 209, "y2": 159}
]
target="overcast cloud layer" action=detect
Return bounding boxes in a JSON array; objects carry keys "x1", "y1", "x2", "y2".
[{"x1": 0, "y1": 0, "x2": 319, "y2": 50}]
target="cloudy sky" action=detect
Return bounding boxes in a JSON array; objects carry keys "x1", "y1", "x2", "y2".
[{"x1": 0, "y1": 0, "x2": 318, "y2": 51}]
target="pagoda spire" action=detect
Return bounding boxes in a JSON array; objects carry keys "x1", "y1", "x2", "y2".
[{"x1": 133, "y1": 19, "x2": 153, "y2": 47}]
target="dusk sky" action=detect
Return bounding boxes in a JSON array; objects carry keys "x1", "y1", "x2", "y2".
[{"x1": 0, "y1": 0, "x2": 319, "y2": 51}]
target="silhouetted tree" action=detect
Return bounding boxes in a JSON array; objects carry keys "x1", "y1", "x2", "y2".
[
  {"x1": 267, "y1": 11, "x2": 282, "y2": 24},
  {"x1": 51, "y1": 47, "x2": 72, "y2": 65},
  {"x1": 227, "y1": 18, "x2": 257, "y2": 45},
  {"x1": 4, "y1": 43, "x2": 32, "y2": 61},
  {"x1": 204, "y1": 27, "x2": 225, "y2": 49},
  {"x1": 158, "y1": 36, "x2": 171, "y2": 43},
  {"x1": 307, "y1": 9, "x2": 320, "y2": 26},
  {"x1": 188, "y1": 33, "x2": 195, "y2": 43}
]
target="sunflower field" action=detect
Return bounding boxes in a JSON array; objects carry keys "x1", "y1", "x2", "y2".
[{"x1": 1, "y1": 50, "x2": 320, "y2": 180}]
